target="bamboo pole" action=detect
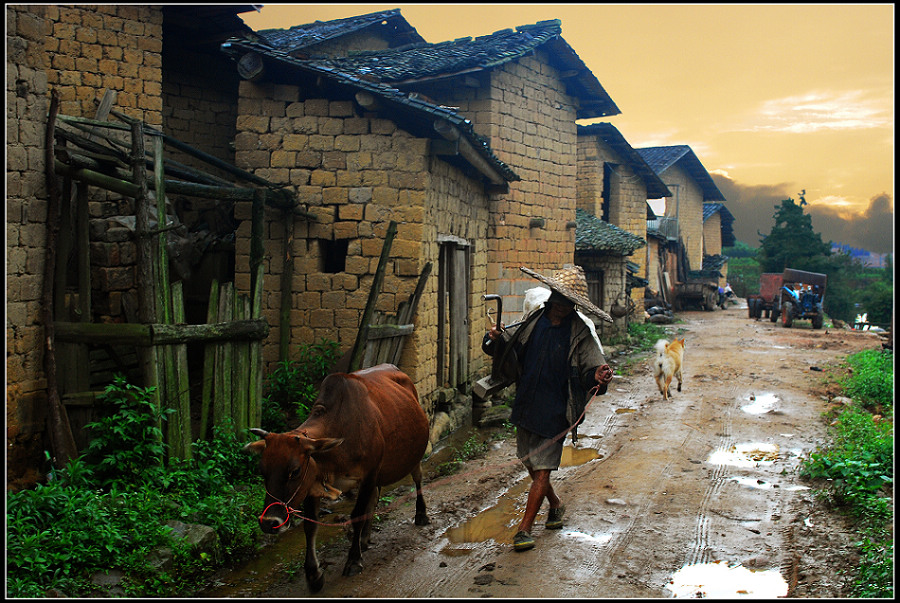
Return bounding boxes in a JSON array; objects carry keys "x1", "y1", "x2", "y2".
[
  {"x1": 200, "y1": 279, "x2": 220, "y2": 440},
  {"x1": 250, "y1": 264, "x2": 264, "y2": 429},
  {"x1": 131, "y1": 120, "x2": 163, "y2": 451},
  {"x1": 172, "y1": 282, "x2": 192, "y2": 459},
  {"x1": 214, "y1": 282, "x2": 234, "y2": 433},
  {"x1": 152, "y1": 133, "x2": 179, "y2": 461},
  {"x1": 234, "y1": 293, "x2": 251, "y2": 434}
]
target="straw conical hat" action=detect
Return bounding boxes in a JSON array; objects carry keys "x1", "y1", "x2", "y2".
[{"x1": 520, "y1": 265, "x2": 613, "y2": 323}]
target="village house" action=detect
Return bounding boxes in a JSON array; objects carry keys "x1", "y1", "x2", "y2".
[
  {"x1": 218, "y1": 16, "x2": 623, "y2": 428},
  {"x1": 6, "y1": 5, "x2": 674, "y2": 487},
  {"x1": 637, "y1": 145, "x2": 730, "y2": 302},
  {"x1": 575, "y1": 122, "x2": 671, "y2": 337}
]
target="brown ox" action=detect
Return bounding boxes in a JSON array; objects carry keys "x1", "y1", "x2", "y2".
[{"x1": 244, "y1": 363, "x2": 429, "y2": 592}]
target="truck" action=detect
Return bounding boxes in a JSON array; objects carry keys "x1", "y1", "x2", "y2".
[
  {"x1": 776, "y1": 268, "x2": 827, "y2": 329},
  {"x1": 747, "y1": 273, "x2": 783, "y2": 321},
  {"x1": 675, "y1": 270, "x2": 720, "y2": 311}
]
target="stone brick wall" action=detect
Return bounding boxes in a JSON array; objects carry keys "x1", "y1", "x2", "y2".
[
  {"x1": 430, "y1": 52, "x2": 579, "y2": 323},
  {"x1": 576, "y1": 134, "x2": 649, "y2": 307},
  {"x1": 43, "y1": 4, "x2": 163, "y2": 125},
  {"x1": 703, "y1": 212, "x2": 722, "y2": 256},
  {"x1": 161, "y1": 31, "x2": 240, "y2": 171},
  {"x1": 7, "y1": 4, "x2": 53, "y2": 486},
  {"x1": 232, "y1": 80, "x2": 494, "y2": 417},
  {"x1": 7, "y1": 4, "x2": 165, "y2": 486}
]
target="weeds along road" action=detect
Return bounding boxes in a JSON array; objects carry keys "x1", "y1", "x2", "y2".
[{"x1": 209, "y1": 302, "x2": 883, "y2": 598}]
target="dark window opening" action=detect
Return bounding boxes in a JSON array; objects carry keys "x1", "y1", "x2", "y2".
[
  {"x1": 319, "y1": 239, "x2": 348, "y2": 273},
  {"x1": 601, "y1": 163, "x2": 613, "y2": 222}
]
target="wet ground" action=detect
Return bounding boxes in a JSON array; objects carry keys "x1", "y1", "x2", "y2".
[{"x1": 198, "y1": 302, "x2": 884, "y2": 598}]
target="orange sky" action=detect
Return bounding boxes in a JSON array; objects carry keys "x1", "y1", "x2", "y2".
[{"x1": 240, "y1": 4, "x2": 894, "y2": 254}]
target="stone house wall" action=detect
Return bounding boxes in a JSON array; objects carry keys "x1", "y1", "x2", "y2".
[
  {"x1": 420, "y1": 51, "x2": 580, "y2": 323},
  {"x1": 659, "y1": 167, "x2": 704, "y2": 273},
  {"x1": 577, "y1": 254, "x2": 629, "y2": 340},
  {"x1": 231, "y1": 79, "x2": 492, "y2": 420}
]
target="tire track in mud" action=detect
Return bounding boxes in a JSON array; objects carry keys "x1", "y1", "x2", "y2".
[{"x1": 686, "y1": 399, "x2": 733, "y2": 567}]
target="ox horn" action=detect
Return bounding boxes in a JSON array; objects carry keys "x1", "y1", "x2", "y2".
[{"x1": 250, "y1": 428, "x2": 269, "y2": 438}]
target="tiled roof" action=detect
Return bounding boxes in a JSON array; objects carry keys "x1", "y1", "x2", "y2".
[
  {"x1": 575, "y1": 208, "x2": 646, "y2": 256},
  {"x1": 256, "y1": 9, "x2": 424, "y2": 53},
  {"x1": 220, "y1": 38, "x2": 520, "y2": 185},
  {"x1": 577, "y1": 123, "x2": 671, "y2": 199},
  {"x1": 703, "y1": 202, "x2": 736, "y2": 247},
  {"x1": 636, "y1": 145, "x2": 726, "y2": 202},
  {"x1": 299, "y1": 19, "x2": 619, "y2": 119}
]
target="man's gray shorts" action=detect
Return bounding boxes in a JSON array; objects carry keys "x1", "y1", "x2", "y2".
[{"x1": 516, "y1": 427, "x2": 564, "y2": 471}]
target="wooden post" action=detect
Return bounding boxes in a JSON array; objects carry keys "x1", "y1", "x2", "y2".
[
  {"x1": 42, "y1": 89, "x2": 79, "y2": 467},
  {"x1": 250, "y1": 264, "x2": 264, "y2": 429},
  {"x1": 214, "y1": 282, "x2": 234, "y2": 433},
  {"x1": 348, "y1": 221, "x2": 397, "y2": 372},
  {"x1": 172, "y1": 282, "x2": 192, "y2": 459},
  {"x1": 132, "y1": 120, "x2": 162, "y2": 447}
]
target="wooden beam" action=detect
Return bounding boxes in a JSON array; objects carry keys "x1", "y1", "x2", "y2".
[{"x1": 54, "y1": 319, "x2": 269, "y2": 345}]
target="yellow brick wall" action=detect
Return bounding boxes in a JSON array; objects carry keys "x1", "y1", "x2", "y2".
[
  {"x1": 7, "y1": 4, "x2": 164, "y2": 487},
  {"x1": 42, "y1": 4, "x2": 163, "y2": 124},
  {"x1": 407, "y1": 50, "x2": 581, "y2": 327},
  {"x1": 233, "y1": 80, "x2": 494, "y2": 417}
]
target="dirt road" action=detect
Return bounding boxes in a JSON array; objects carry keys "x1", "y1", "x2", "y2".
[{"x1": 204, "y1": 302, "x2": 884, "y2": 598}]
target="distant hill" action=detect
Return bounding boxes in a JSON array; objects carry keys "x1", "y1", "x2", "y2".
[{"x1": 831, "y1": 243, "x2": 892, "y2": 268}]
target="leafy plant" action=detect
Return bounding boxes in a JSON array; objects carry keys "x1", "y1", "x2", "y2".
[
  {"x1": 841, "y1": 349, "x2": 893, "y2": 413},
  {"x1": 262, "y1": 338, "x2": 341, "y2": 429},
  {"x1": 7, "y1": 378, "x2": 264, "y2": 598},
  {"x1": 83, "y1": 375, "x2": 173, "y2": 489}
]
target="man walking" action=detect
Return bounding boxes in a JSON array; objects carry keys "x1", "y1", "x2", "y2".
[{"x1": 483, "y1": 266, "x2": 614, "y2": 551}]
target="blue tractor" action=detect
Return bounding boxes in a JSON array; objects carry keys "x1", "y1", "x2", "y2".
[{"x1": 776, "y1": 268, "x2": 827, "y2": 329}]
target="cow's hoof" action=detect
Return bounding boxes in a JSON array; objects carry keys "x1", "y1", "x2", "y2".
[
  {"x1": 415, "y1": 514, "x2": 430, "y2": 526},
  {"x1": 306, "y1": 569, "x2": 325, "y2": 593},
  {"x1": 343, "y1": 561, "x2": 363, "y2": 577}
]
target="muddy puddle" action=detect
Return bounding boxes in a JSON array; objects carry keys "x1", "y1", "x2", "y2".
[
  {"x1": 440, "y1": 440, "x2": 603, "y2": 554},
  {"x1": 666, "y1": 560, "x2": 788, "y2": 598}
]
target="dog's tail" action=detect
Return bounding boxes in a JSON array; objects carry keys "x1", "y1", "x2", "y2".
[{"x1": 653, "y1": 339, "x2": 669, "y2": 356}]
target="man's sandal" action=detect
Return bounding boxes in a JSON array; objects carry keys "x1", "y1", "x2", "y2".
[
  {"x1": 513, "y1": 530, "x2": 535, "y2": 551},
  {"x1": 545, "y1": 505, "x2": 565, "y2": 530}
]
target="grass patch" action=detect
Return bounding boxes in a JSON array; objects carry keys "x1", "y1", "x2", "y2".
[{"x1": 799, "y1": 348, "x2": 893, "y2": 598}]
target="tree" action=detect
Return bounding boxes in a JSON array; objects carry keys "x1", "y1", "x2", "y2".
[{"x1": 756, "y1": 197, "x2": 831, "y2": 273}]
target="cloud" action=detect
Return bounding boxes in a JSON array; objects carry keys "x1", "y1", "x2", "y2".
[
  {"x1": 710, "y1": 174, "x2": 794, "y2": 245},
  {"x1": 742, "y1": 89, "x2": 892, "y2": 134},
  {"x1": 710, "y1": 174, "x2": 894, "y2": 255},
  {"x1": 807, "y1": 193, "x2": 894, "y2": 254}
]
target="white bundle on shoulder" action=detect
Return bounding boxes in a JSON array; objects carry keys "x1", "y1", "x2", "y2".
[{"x1": 522, "y1": 287, "x2": 604, "y2": 354}]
